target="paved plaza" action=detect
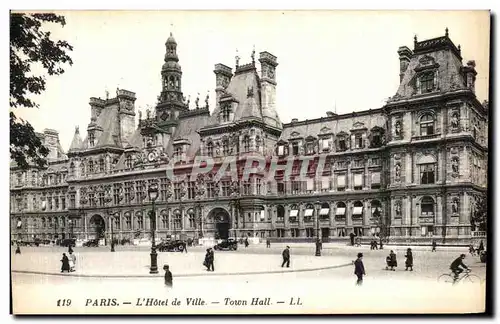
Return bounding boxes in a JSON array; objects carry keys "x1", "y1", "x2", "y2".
[{"x1": 11, "y1": 243, "x2": 487, "y2": 314}]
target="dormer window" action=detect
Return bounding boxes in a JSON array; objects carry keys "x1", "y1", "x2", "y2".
[
  {"x1": 305, "y1": 142, "x2": 315, "y2": 155},
  {"x1": 174, "y1": 146, "x2": 183, "y2": 157},
  {"x1": 277, "y1": 145, "x2": 285, "y2": 156},
  {"x1": 420, "y1": 114, "x2": 435, "y2": 136},
  {"x1": 354, "y1": 134, "x2": 363, "y2": 149},
  {"x1": 222, "y1": 138, "x2": 229, "y2": 155},
  {"x1": 320, "y1": 138, "x2": 331, "y2": 151},
  {"x1": 371, "y1": 133, "x2": 382, "y2": 148},
  {"x1": 221, "y1": 103, "x2": 231, "y2": 122},
  {"x1": 292, "y1": 142, "x2": 299, "y2": 155},
  {"x1": 337, "y1": 137, "x2": 347, "y2": 151},
  {"x1": 255, "y1": 136, "x2": 261, "y2": 152},
  {"x1": 419, "y1": 71, "x2": 435, "y2": 93},
  {"x1": 89, "y1": 132, "x2": 95, "y2": 147}
]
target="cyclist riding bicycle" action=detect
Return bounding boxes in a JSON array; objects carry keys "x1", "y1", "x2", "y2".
[{"x1": 450, "y1": 254, "x2": 469, "y2": 280}]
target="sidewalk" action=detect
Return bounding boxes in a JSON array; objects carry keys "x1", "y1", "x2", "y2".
[
  {"x1": 260, "y1": 242, "x2": 474, "y2": 252},
  {"x1": 11, "y1": 250, "x2": 352, "y2": 278}
]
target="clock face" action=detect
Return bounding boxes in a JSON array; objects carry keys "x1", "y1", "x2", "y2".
[{"x1": 148, "y1": 152, "x2": 156, "y2": 162}]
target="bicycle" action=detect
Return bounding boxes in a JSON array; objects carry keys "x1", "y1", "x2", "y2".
[{"x1": 437, "y1": 269, "x2": 481, "y2": 285}]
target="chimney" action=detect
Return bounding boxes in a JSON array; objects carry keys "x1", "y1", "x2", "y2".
[
  {"x1": 213, "y1": 64, "x2": 233, "y2": 110},
  {"x1": 463, "y1": 60, "x2": 477, "y2": 94},
  {"x1": 291, "y1": 118, "x2": 298, "y2": 123},
  {"x1": 397, "y1": 46, "x2": 413, "y2": 83},
  {"x1": 326, "y1": 111, "x2": 337, "y2": 117}
]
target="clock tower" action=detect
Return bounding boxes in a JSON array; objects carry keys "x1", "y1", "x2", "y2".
[{"x1": 156, "y1": 32, "x2": 187, "y2": 124}]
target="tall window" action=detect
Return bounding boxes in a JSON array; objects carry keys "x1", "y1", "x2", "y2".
[
  {"x1": 222, "y1": 104, "x2": 231, "y2": 122},
  {"x1": 135, "y1": 181, "x2": 145, "y2": 203},
  {"x1": 113, "y1": 184, "x2": 121, "y2": 205},
  {"x1": 61, "y1": 197, "x2": 66, "y2": 210},
  {"x1": 173, "y1": 211, "x2": 182, "y2": 230},
  {"x1": 187, "y1": 180, "x2": 196, "y2": 199},
  {"x1": 207, "y1": 141, "x2": 214, "y2": 157},
  {"x1": 124, "y1": 182, "x2": 133, "y2": 203},
  {"x1": 419, "y1": 72, "x2": 435, "y2": 93},
  {"x1": 420, "y1": 114, "x2": 435, "y2": 136},
  {"x1": 31, "y1": 171, "x2": 37, "y2": 186},
  {"x1": 255, "y1": 136, "x2": 261, "y2": 152},
  {"x1": 70, "y1": 194, "x2": 76, "y2": 208},
  {"x1": 98, "y1": 192, "x2": 105, "y2": 206},
  {"x1": 338, "y1": 137, "x2": 347, "y2": 151},
  {"x1": 69, "y1": 163, "x2": 75, "y2": 177},
  {"x1": 99, "y1": 159, "x2": 105, "y2": 173},
  {"x1": 277, "y1": 182, "x2": 285, "y2": 195},
  {"x1": 174, "y1": 146, "x2": 182, "y2": 157},
  {"x1": 222, "y1": 138, "x2": 229, "y2": 156},
  {"x1": 125, "y1": 155, "x2": 133, "y2": 169},
  {"x1": 88, "y1": 160, "x2": 94, "y2": 173},
  {"x1": 243, "y1": 181, "x2": 251, "y2": 195},
  {"x1": 355, "y1": 134, "x2": 363, "y2": 149},
  {"x1": 137, "y1": 214, "x2": 143, "y2": 229},
  {"x1": 125, "y1": 214, "x2": 132, "y2": 230},
  {"x1": 89, "y1": 132, "x2": 95, "y2": 147},
  {"x1": 222, "y1": 181, "x2": 231, "y2": 197},
  {"x1": 421, "y1": 196, "x2": 435, "y2": 216},
  {"x1": 420, "y1": 164, "x2": 435, "y2": 184},
  {"x1": 174, "y1": 183, "x2": 182, "y2": 200},
  {"x1": 160, "y1": 178, "x2": 169, "y2": 201},
  {"x1": 188, "y1": 210, "x2": 196, "y2": 228},
  {"x1": 80, "y1": 163, "x2": 85, "y2": 176},
  {"x1": 243, "y1": 136, "x2": 250, "y2": 152},
  {"x1": 291, "y1": 180, "x2": 301, "y2": 194},
  {"x1": 306, "y1": 141, "x2": 315, "y2": 155},
  {"x1": 207, "y1": 182, "x2": 216, "y2": 198},
  {"x1": 88, "y1": 193, "x2": 95, "y2": 207},
  {"x1": 292, "y1": 142, "x2": 299, "y2": 155},
  {"x1": 256, "y1": 178, "x2": 262, "y2": 195},
  {"x1": 161, "y1": 212, "x2": 168, "y2": 229}
]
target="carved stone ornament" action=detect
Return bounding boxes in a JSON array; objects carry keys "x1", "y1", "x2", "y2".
[
  {"x1": 395, "y1": 200, "x2": 402, "y2": 217},
  {"x1": 394, "y1": 162, "x2": 402, "y2": 181},
  {"x1": 451, "y1": 198, "x2": 459, "y2": 214},
  {"x1": 451, "y1": 156, "x2": 459, "y2": 176},
  {"x1": 395, "y1": 119, "x2": 402, "y2": 137}
]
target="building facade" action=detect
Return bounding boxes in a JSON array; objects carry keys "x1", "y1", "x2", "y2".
[{"x1": 10, "y1": 30, "x2": 488, "y2": 245}]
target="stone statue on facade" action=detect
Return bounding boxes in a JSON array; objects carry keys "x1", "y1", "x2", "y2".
[
  {"x1": 395, "y1": 120, "x2": 402, "y2": 137},
  {"x1": 395, "y1": 200, "x2": 402, "y2": 217},
  {"x1": 452, "y1": 199, "x2": 459, "y2": 214},
  {"x1": 395, "y1": 162, "x2": 401, "y2": 180},
  {"x1": 451, "y1": 112, "x2": 460, "y2": 129}
]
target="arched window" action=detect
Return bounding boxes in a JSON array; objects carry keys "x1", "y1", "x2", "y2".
[
  {"x1": 336, "y1": 202, "x2": 347, "y2": 219},
  {"x1": 89, "y1": 132, "x2": 95, "y2": 147},
  {"x1": 221, "y1": 103, "x2": 231, "y2": 122},
  {"x1": 88, "y1": 160, "x2": 94, "y2": 173},
  {"x1": 277, "y1": 205, "x2": 285, "y2": 222},
  {"x1": 160, "y1": 210, "x2": 169, "y2": 229},
  {"x1": 207, "y1": 141, "x2": 214, "y2": 157},
  {"x1": 420, "y1": 114, "x2": 435, "y2": 136},
  {"x1": 243, "y1": 135, "x2": 250, "y2": 152},
  {"x1": 421, "y1": 196, "x2": 435, "y2": 216},
  {"x1": 173, "y1": 210, "x2": 182, "y2": 230},
  {"x1": 188, "y1": 209, "x2": 196, "y2": 228}
]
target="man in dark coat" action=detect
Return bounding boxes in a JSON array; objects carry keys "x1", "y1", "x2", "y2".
[
  {"x1": 281, "y1": 246, "x2": 290, "y2": 268},
  {"x1": 432, "y1": 240, "x2": 437, "y2": 252},
  {"x1": 450, "y1": 254, "x2": 468, "y2": 281},
  {"x1": 207, "y1": 248, "x2": 215, "y2": 271},
  {"x1": 15, "y1": 244, "x2": 21, "y2": 254},
  {"x1": 60, "y1": 253, "x2": 70, "y2": 273},
  {"x1": 405, "y1": 248, "x2": 413, "y2": 271},
  {"x1": 386, "y1": 250, "x2": 397, "y2": 271},
  {"x1": 354, "y1": 252, "x2": 365, "y2": 286},
  {"x1": 478, "y1": 240, "x2": 484, "y2": 254},
  {"x1": 203, "y1": 249, "x2": 211, "y2": 271},
  {"x1": 349, "y1": 233, "x2": 355, "y2": 246},
  {"x1": 244, "y1": 237, "x2": 249, "y2": 248},
  {"x1": 164, "y1": 264, "x2": 173, "y2": 287},
  {"x1": 266, "y1": 237, "x2": 271, "y2": 248}
]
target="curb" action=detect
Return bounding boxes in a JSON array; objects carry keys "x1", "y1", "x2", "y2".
[{"x1": 12, "y1": 262, "x2": 353, "y2": 279}]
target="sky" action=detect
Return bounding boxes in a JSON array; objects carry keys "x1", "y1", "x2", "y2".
[{"x1": 12, "y1": 10, "x2": 490, "y2": 151}]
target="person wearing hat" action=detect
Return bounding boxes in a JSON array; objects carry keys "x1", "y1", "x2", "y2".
[
  {"x1": 354, "y1": 252, "x2": 365, "y2": 286},
  {"x1": 405, "y1": 248, "x2": 413, "y2": 271},
  {"x1": 281, "y1": 246, "x2": 290, "y2": 268},
  {"x1": 163, "y1": 264, "x2": 173, "y2": 287}
]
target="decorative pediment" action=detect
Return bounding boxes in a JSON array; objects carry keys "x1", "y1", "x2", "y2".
[
  {"x1": 277, "y1": 139, "x2": 288, "y2": 145},
  {"x1": 352, "y1": 121, "x2": 365, "y2": 129},
  {"x1": 320, "y1": 126, "x2": 332, "y2": 134},
  {"x1": 290, "y1": 131, "x2": 301, "y2": 138}
]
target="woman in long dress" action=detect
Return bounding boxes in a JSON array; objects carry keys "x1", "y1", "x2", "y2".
[{"x1": 61, "y1": 253, "x2": 70, "y2": 273}]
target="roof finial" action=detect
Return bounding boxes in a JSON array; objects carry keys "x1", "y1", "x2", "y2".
[
  {"x1": 445, "y1": 27, "x2": 449, "y2": 37},
  {"x1": 414, "y1": 34, "x2": 418, "y2": 45},
  {"x1": 187, "y1": 95, "x2": 191, "y2": 108},
  {"x1": 75, "y1": 126, "x2": 79, "y2": 134},
  {"x1": 458, "y1": 44, "x2": 461, "y2": 54},
  {"x1": 235, "y1": 49, "x2": 240, "y2": 68},
  {"x1": 251, "y1": 45, "x2": 255, "y2": 63},
  {"x1": 195, "y1": 93, "x2": 200, "y2": 109},
  {"x1": 105, "y1": 88, "x2": 109, "y2": 100},
  {"x1": 205, "y1": 91, "x2": 209, "y2": 108}
]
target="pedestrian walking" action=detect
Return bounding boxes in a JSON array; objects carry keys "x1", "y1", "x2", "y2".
[
  {"x1": 60, "y1": 253, "x2": 70, "y2": 273},
  {"x1": 68, "y1": 245, "x2": 74, "y2": 254},
  {"x1": 386, "y1": 250, "x2": 397, "y2": 271},
  {"x1": 379, "y1": 237, "x2": 384, "y2": 250},
  {"x1": 469, "y1": 244, "x2": 475, "y2": 256},
  {"x1": 432, "y1": 240, "x2": 437, "y2": 252},
  {"x1": 478, "y1": 240, "x2": 484, "y2": 254},
  {"x1": 349, "y1": 232, "x2": 355, "y2": 246},
  {"x1": 203, "y1": 248, "x2": 211, "y2": 271},
  {"x1": 405, "y1": 248, "x2": 413, "y2": 271},
  {"x1": 69, "y1": 251, "x2": 76, "y2": 272},
  {"x1": 15, "y1": 244, "x2": 21, "y2": 254},
  {"x1": 208, "y1": 248, "x2": 215, "y2": 271},
  {"x1": 281, "y1": 246, "x2": 290, "y2": 268},
  {"x1": 266, "y1": 237, "x2": 271, "y2": 248},
  {"x1": 183, "y1": 241, "x2": 188, "y2": 253},
  {"x1": 354, "y1": 252, "x2": 365, "y2": 286},
  {"x1": 244, "y1": 237, "x2": 249, "y2": 248},
  {"x1": 163, "y1": 264, "x2": 173, "y2": 287}
]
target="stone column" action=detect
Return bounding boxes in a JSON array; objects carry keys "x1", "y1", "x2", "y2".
[
  {"x1": 463, "y1": 146, "x2": 470, "y2": 181},
  {"x1": 298, "y1": 203, "x2": 305, "y2": 237},
  {"x1": 84, "y1": 213, "x2": 88, "y2": 240},
  {"x1": 284, "y1": 204, "x2": 290, "y2": 237},
  {"x1": 406, "y1": 152, "x2": 413, "y2": 185}
]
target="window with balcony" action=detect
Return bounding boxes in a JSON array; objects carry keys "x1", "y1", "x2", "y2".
[
  {"x1": 187, "y1": 180, "x2": 196, "y2": 199},
  {"x1": 98, "y1": 192, "x2": 105, "y2": 206},
  {"x1": 419, "y1": 114, "x2": 435, "y2": 136},
  {"x1": 291, "y1": 181, "x2": 301, "y2": 194},
  {"x1": 337, "y1": 137, "x2": 347, "y2": 151},
  {"x1": 420, "y1": 164, "x2": 435, "y2": 184},
  {"x1": 292, "y1": 142, "x2": 299, "y2": 155},
  {"x1": 353, "y1": 173, "x2": 363, "y2": 190},
  {"x1": 222, "y1": 181, "x2": 231, "y2": 197},
  {"x1": 277, "y1": 182, "x2": 285, "y2": 195},
  {"x1": 421, "y1": 196, "x2": 435, "y2": 217},
  {"x1": 243, "y1": 136, "x2": 250, "y2": 153},
  {"x1": 354, "y1": 134, "x2": 363, "y2": 149},
  {"x1": 256, "y1": 178, "x2": 262, "y2": 195},
  {"x1": 125, "y1": 155, "x2": 133, "y2": 169},
  {"x1": 255, "y1": 136, "x2": 261, "y2": 152},
  {"x1": 337, "y1": 174, "x2": 346, "y2": 191}
]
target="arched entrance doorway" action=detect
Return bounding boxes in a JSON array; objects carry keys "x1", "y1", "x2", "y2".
[
  {"x1": 89, "y1": 214, "x2": 106, "y2": 240},
  {"x1": 208, "y1": 208, "x2": 231, "y2": 240}
]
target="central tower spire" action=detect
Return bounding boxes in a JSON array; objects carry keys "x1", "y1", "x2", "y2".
[{"x1": 157, "y1": 32, "x2": 187, "y2": 122}]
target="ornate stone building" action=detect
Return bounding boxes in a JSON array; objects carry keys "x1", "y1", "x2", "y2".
[{"x1": 10, "y1": 30, "x2": 488, "y2": 245}]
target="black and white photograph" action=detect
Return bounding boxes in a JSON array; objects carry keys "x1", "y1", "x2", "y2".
[{"x1": 8, "y1": 9, "x2": 490, "y2": 315}]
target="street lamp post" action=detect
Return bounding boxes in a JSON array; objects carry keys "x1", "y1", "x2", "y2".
[
  {"x1": 315, "y1": 201, "x2": 321, "y2": 257},
  {"x1": 148, "y1": 182, "x2": 159, "y2": 274}
]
